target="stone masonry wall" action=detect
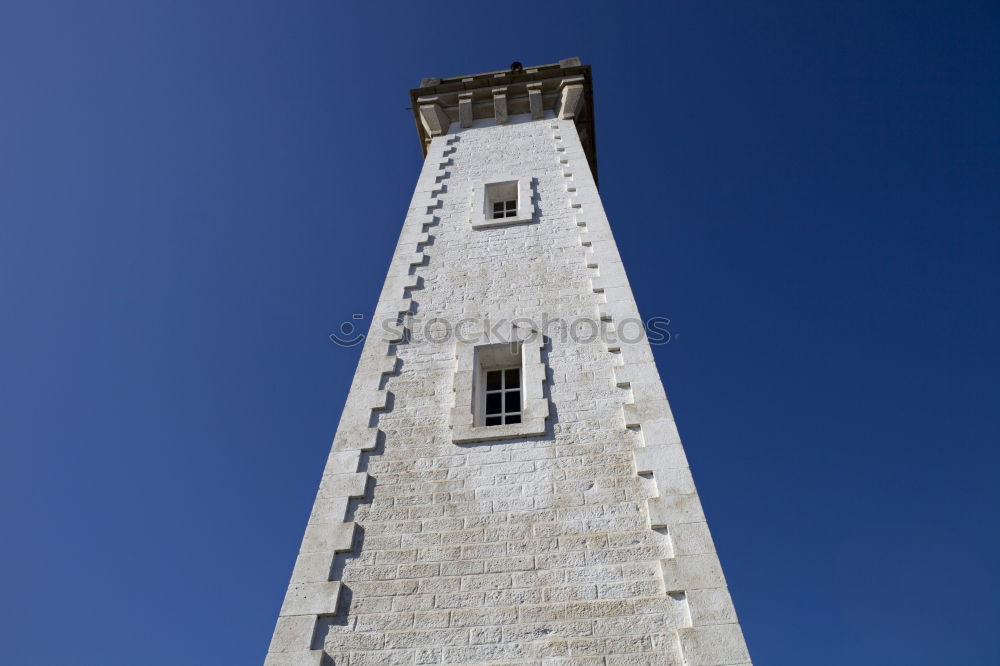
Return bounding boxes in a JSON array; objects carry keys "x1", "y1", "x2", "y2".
[{"x1": 265, "y1": 113, "x2": 752, "y2": 666}]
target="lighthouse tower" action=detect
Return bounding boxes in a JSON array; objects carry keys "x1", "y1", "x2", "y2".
[{"x1": 266, "y1": 58, "x2": 752, "y2": 666}]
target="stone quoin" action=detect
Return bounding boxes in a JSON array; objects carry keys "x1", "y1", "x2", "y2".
[{"x1": 266, "y1": 58, "x2": 753, "y2": 666}]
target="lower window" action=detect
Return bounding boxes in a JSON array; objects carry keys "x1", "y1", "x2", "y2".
[
  {"x1": 484, "y1": 367, "x2": 521, "y2": 426},
  {"x1": 450, "y1": 327, "x2": 549, "y2": 444}
]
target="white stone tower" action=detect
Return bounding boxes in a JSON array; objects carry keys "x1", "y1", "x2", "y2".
[{"x1": 266, "y1": 58, "x2": 752, "y2": 666}]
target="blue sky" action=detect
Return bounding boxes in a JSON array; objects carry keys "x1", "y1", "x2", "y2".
[{"x1": 1, "y1": 1, "x2": 997, "y2": 664}]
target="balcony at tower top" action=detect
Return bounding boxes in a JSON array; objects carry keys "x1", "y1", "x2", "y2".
[{"x1": 409, "y1": 57, "x2": 597, "y2": 182}]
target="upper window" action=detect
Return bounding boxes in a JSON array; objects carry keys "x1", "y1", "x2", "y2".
[
  {"x1": 492, "y1": 200, "x2": 517, "y2": 219},
  {"x1": 486, "y1": 181, "x2": 518, "y2": 220},
  {"x1": 470, "y1": 177, "x2": 534, "y2": 229}
]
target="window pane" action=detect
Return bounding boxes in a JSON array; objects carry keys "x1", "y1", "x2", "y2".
[
  {"x1": 486, "y1": 392, "x2": 502, "y2": 415},
  {"x1": 504, "y1": 368, "x2": 520, "y2": 389},
  {"x1": 486, "y1": 370, "x2": 502, "y2": 390},
  {"x1": 493, "y1": 211, "x2": 503, "y2": 219},
  {"x1": 506, "y1": 200, "x2": 516, "y2": 210},
  {"x1": 493, "y1": 202, "x2": 503, "y2": 212},
  {"x1": 505, "y1": 390, "x2": 520, "y2": 413},
  {"x1": 506, "y1": 210, "x2": 516, "y2": 217},
  {"x1": 485, "y1": 416, "x2": 502, "y2": 426},
  {"x1": 505, "y1": 414, "x2": 521, "y2": 424}
]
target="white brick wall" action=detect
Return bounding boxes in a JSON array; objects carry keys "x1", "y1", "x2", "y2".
[{"x1": 266, "y1": 113, "x2": 751, "y2": 665}]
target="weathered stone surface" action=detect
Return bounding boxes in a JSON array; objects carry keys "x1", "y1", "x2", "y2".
[{"x1": 266, "y1": 60, "x2": 751, "y2": 665}]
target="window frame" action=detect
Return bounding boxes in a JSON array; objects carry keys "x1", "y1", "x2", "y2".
[
  {"x1": 469, "y1": 177, "x2": 534, "y2": 229},
  {"x1": 482, "y1": 366, "x2": 522, "y2": 425},
  {"x1": 451, "y1": 327, "x2": 549, "y2": 444},
  {"x1": 492, "y1": 199, "x2": 517, "y2": 219}
]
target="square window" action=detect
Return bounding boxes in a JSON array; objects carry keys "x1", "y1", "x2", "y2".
[
  {"x1": 485, "y1": 181, "x2": 519, "y2": 220},
  {"x1": 471, "y1": 178, "x2": 535, "y2": 230},
  {"x1": 493, "y1": 200, "x2": 517, "y2": 219},
  {"x1": 492, "y1": 199, "x2": 517, "y2": 219}
]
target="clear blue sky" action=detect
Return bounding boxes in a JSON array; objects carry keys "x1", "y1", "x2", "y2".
[{"x1": 1, "y1": 2, "x2": 997, "y2": 664}]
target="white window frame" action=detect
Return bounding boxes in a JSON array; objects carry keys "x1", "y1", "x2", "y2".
[
  {"x1": 451, "y1": 326, "x2": 548, "y2": 444},
  {"x1": 491, "y1": 198, "x2": 518, "y2": 220},
  {"x1": 469, "y1": 177, "x2": 534, "y2": 229},
  {"x1": 477, "y1": 350, "x2": 522, "y2": 427}
]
